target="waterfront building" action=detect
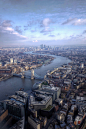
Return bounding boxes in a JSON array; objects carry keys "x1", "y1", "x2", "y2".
[
  {"x1": 32, "y1": 82, "x2": 42, "y2": 90},
  {"x1": 2, "y1": 91, "x2": 28, "y2": 119},
  {"x1": 2, "y1": 99, "x2": 25, "y2": 118},
  {"x1": 0, "y1": 69, "x2": 12, "y2": 74},
  {"x1": 15, "y1": 91, "x2": 28, "y2": 99}
]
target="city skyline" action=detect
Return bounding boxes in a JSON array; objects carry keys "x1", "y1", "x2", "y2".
[{"x1": 0, "y1": 0, "x2": 86, "y2": 46}]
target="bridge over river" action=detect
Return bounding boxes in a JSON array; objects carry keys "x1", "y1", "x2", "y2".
[{"x1": 13, "y1": 70, "x2": 46, "y2": 80}]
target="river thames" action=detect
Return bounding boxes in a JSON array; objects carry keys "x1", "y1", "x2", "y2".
[{"x1": 0, "y1": 53, "x2": 71, "y2": 101}]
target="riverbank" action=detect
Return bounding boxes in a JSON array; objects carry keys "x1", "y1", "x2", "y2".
[
  {"x1": 0, "y1": 74, "x2": 13, "y2": 82},
  {"x1": 0, "y1": 54, "x2": 71, "y2": 101},
  {"x1": 0, "y1": 56, "x2": 55, "y2": 82}
]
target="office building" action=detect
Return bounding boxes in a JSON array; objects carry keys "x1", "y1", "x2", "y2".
[
  {"x1": 0, "y1": 107, "x2": 8, "y2": 122},
  {"x1": 10, "y1": 58, "x2": 13, "y2": 64},
  {"x1": 29, "y1": 94, "x2": 52, "y2": 110},
  {"x1": 34, "y1": 90, "x2": 55, "y2": 101},
  {"x1": 41, "y1": 86, "x2": 61, "y2": 99},
  {"x1": 2, "y1": 91, "x2": 28, "y2": 118},
  {"x1": 9, "y1": 117, "x2": 25, "y2": 129},
  {"x1": 28, "y1": 116, "x2": 40, "y2": 129}
]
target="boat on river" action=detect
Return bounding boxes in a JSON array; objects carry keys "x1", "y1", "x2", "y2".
[{"x1": 19, "y1": 88, "x2": 24, "y2": 91}]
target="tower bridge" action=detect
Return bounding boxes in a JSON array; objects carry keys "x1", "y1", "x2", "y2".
[
  {"x1": 13, "y1": 70, "x2": 44, "y2": 80},
  {"x1": 25, "y1": 70, "x2": 44, "y2": 80}
]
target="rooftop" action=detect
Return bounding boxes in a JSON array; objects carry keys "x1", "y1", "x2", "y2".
[
  {"x1": 42, "y1": 85, "x2": 60, "y2": 91},
  {"x1": 15, "y1": 91, "x2": 28, "y2": 98},
  {"x1": 4, "y1": 99, "x2": 24, "y2": 108},
  {"x1": 30, "y1": 94, "x2": 52, "y2": 106},
  {"x1": 9, "y1": 95, "x2": 26, "y2": 104}
]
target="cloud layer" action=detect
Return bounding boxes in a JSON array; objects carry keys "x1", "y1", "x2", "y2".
[
  {"x1": 0, "y1": 20, "x2": 27, "y2": 44},
  {"x1": 0, "y1": 0, "x2": 86, "y2": 46},
  {"x1": 62, "y1": 18, "x2": 86, "y2": 25}
]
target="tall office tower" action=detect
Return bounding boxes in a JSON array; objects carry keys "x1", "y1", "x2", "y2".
[
  {"x1": 40, "y1": 44, "x2": 43, "y2": 49},
  {"x1": 44, "y1": 45, "x2": 46, "y2": 48},
  {"x1": 10, "y1": 58, "x2": 13, "y2": 64},
  {"x1": 0, "y1": 62, "x2": 2, "y2": 67},
  {"x1": 31, "y1": 69, "x2": 34, "y2": 79},
  {"x1": 81, "y1": 63, "x2": 84, "y2": 69},
  {"x1": 14, "y1": 59, "x2": 17, "y2": 64}
]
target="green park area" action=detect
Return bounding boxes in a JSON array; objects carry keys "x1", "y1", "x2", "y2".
[{"x1": 43, "y1": 105, "x2": 53, "y2": 111}]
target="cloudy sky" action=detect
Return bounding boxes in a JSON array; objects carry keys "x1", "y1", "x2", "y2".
[{"x1": 0, "y1": 0, "x2": 86, "y2": 46}]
